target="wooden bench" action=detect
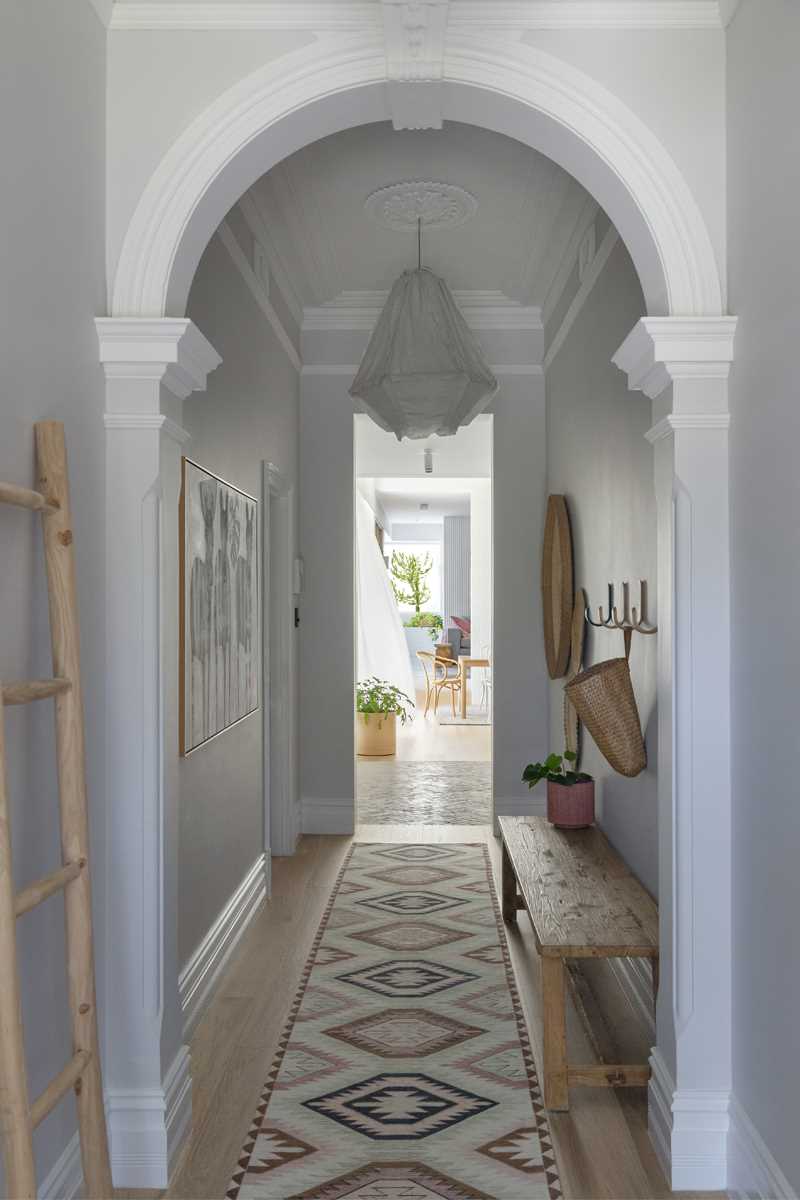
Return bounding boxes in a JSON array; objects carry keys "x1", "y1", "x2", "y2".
[{"x1": 498, "y1": 815, "x2": 658, "y2": 1111}]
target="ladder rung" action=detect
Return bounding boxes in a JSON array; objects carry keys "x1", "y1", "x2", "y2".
[
  {"x1": 2, "y1": 678, "x2": 72, "y2": 705},
  {"x1": 0, "y1": 481, "x2": 59, "y2": 515},
  {"x1": 15, "y1": 861, "x2": 83, "y2": 917},
  {"x1": 30, "y1": 1050, "x2": 91, "y2": 1129}
]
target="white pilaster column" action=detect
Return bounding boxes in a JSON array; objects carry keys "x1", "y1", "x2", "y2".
[
  {"x1": 95, "y1": 319, "x2": 221, "y2": 1188},
  {"x1": 613, "y1": 317, "x2": 737, "y2": 1191}
]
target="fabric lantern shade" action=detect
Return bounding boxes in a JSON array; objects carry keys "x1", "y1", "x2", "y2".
[{"x1": 349, "y1": 267, "x2": 498, "y2": 440}]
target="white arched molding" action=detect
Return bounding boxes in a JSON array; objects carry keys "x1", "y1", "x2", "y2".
[
  {"x1": 96, "y1": 317, "x2": 220, "y2": 1188},
  {"x1": 614, "y1": 316, "x2": 737, "y2": 1192},
  {"x1": 111, "y1": 33, "x2": 723, "y2": 322}
]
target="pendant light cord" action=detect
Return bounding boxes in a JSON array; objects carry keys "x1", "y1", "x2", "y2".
[{"x1": 417, "y1": 216, "x2": 422, "y2": 269}]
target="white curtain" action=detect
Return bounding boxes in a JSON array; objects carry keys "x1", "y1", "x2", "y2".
[{"x1": 356, "y1": 494, "x2": 415, "y2": 701}]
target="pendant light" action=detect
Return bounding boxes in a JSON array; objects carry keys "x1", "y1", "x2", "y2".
[{"x1": 349, "y1": 218, "x2": 498, "y2": 441}]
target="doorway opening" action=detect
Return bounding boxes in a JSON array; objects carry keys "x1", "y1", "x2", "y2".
[{"x1": 354, "y1": 414, "x2": 493, "y2": 825}]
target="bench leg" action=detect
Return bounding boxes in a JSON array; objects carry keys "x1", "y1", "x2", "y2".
[
  {"x1": 542, "y1": 956, "x2": 569, "y2": 1110},
  {"x1": 501, "y1": 842, "x2": 517, "y2": 924}
]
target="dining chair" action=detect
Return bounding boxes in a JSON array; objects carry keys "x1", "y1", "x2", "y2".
[
  {"x1": 479, "y1": 644, "x2": 493, "y2": 711},
  {"x1": 417, "y1": 650, "x2": 462, "y2": 717}
]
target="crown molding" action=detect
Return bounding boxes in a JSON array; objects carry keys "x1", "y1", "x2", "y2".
[
  {"x1": 110, "y1": 1, "x2": 723, "y2": 31},
  {"x1": 301, "y1": 361, "x2": 542, "y2": 376},
  {"x1": 645, "y1": 413, "x2": 730, "y2": 443},
  {"x1": 450, "y1": 1, "x2": 722, "y2": 29},
  {"x1": 104, "y1": 413, "x2": 192, "y2": 443},
  {"x1": 95, "y1": 318, "x2": 222, "y2": 399},
  {"x1": 217, "y1": 222, "x2": 302, "y2": 372},
  {"x1": 303, "y1": 290, "x2": 543, "y2": 332},
  {"x1": 613, "y1": 317, "x2": 738, "y2": 399}
]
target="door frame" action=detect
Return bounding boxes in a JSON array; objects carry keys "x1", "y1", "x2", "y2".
[{"x1": 262, "y1": 461, "x2": 297, "y2": 857}]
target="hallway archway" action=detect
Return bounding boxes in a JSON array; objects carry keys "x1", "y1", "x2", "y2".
[
  {"x1": 99, "y1": 34, "x2": 735, "y2": 1193},
  {"x1": 111, "y1": 35, "x2": 722, "y2": 321}
]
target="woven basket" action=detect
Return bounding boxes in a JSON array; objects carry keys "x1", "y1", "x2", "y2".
[{"x1": 564, "y1": 658, "x2": 646, "y2": 778}]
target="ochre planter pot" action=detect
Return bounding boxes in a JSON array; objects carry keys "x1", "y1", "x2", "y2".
[
  {"x1": 356, "y1": 712, "x2": 397, "y2": 757},
  {"x1": 547, "y1": 779, "x2": 595, "y2": 829}
]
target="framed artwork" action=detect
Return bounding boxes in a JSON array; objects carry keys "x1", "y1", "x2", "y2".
[{"x1": 179, "y1": 457, "x2": 260, "y2": 755}]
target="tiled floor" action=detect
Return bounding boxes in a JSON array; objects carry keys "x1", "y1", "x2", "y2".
[{"x1": 356, "y1": 760, "x2": 492, "y2": 824}]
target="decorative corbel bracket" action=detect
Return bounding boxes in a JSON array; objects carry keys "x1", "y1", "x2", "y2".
[
  {"x1": 612, "y1": 317, "x2": 737, "y2": 401},
  {"x1": 381, "y1": 0, "x2": 450, "y2": 130}
]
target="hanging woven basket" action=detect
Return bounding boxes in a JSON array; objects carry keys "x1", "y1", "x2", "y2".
[{"x1": 564, "y1": 657, "x2": 646, "y2": 778}]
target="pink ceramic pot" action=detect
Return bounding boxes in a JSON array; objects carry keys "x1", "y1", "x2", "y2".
[{"x1": 547, "y1": 779, "x2": 595, "y2": 829}]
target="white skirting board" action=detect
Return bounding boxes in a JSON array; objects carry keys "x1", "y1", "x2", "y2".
[
  {"x1": 302, "y1": 797, "x2": 355, "y2": 834},
  {"x1": 107, "y1": 1043, "x2": 192, "y2": 1189},
  {"x1": 728, "y1": 1096, "x2": 797, "y2": 1199},
  {"x1": 40, "y1": 1131, "x2": 83, "y2": 1200},
  {"x1": 649, "y1": 1047, "x2": 730, "y2": 1191},
  {"x1": 179, "y1": 851, "x2": 269, "y2": 1037}
]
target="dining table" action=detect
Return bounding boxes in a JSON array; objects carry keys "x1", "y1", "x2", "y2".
[{"x1": 458, "y1": 654, "x2": 491, "y2": 719}]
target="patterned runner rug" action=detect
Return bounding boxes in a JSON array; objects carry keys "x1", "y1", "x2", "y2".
[{"x1": 227, "y1": 843, "x2": 562, "y2": 1200}]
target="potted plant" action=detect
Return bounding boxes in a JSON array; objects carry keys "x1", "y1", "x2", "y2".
[
  {"x1": 356, "y1": 678, "x2": 415, "y2": 757},
  {"x1": 522, "y1": 751, "x2": 595, "y2": 829}
]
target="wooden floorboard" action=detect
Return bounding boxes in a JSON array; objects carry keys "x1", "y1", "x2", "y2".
[{"x1": 146, "y1": 826, "x2": 725, "y2": 1200}]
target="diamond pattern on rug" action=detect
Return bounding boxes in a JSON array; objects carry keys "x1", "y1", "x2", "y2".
[
  {"x1": 458, "y1": 984, "x2": 516, "y2": 1020},
  {"x1": 347, "y1": 920, "x2": 473, "y2": 953},
  {"x1": 451, "y1": 1041, "x2": 530, "y2": 1088},
  {"x1": 336, "y1": 959, "x2": 478, "y2": 998},
  {"x1": 462, "y1": 944, "x2": 505, "y2": 965},
  {"x1": 365, "y1": 864, "x2": 464, "y2": 887},
  {"x1": 287, "y1": 1160, "x2": 492, "y2": 1199},
  {"x1": 275, "y1": 1044, "x2": 353, "y2": 1089},
  {"x1": 373, "y1": 845, "x2": 462, "y2": 862},
  {"x1": 477, "y1": 1126, "x2": 547, "y2": 1174},
  {"x1": 240, "y1": 1127, "x2": 317, "y2": 1174},
  {"x1": 314, "y1": 945, "x2": 357, "y2": 968},
  {"x1": 304, "y1": 1073, "x2": 497, "y2": 1140},
  {"x1": 356, "y1": 891, "x2": 467, "y2": 916},
  {"x1": 227, "y1": 843, "x2": 562, "y2": 1200},
  {"x1": 323, "y1": 1008, "x2": 484, "y2": 1059},
  {"x1": 294, "y1": 986, "x2": 353, "y2": 1022}
]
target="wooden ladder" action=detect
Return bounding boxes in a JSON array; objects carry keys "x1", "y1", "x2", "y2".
[{"x1": 0, "y1": 422, "x2": 112, "y2": 1199}]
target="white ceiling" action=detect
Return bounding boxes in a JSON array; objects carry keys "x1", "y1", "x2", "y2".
[
  {"x1": 242, "y1": 121, "x2": 598, "y2": 310},
  {"x1": 355, "y1": 413, "x2": 492, "y2": 478},
  {"x1": 375, "y1": 479, "x2": 471, "y2": 524}
]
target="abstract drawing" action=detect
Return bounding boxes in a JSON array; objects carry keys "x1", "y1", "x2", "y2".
[{"x1": 180, "y1": 458, "x2": 259, "y2": 754}]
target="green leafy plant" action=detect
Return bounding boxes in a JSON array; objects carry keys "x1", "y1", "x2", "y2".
[
  {"x1": 522, "y1": 751, "x2": 593, "y2": 789},
  {"x1": 356, "y1": 678, "x2": 415, "y2": 725},
  {"x1": 405, "y1": 611, "x2": 444, "y2": 644},
  {"x1": 390, "y1": 550, "x2": 432, "y2": 613}
]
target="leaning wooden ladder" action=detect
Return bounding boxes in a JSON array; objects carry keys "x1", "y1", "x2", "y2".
[{"x1": 0, "y1": 422, "x2": 112, "y2": 1199}]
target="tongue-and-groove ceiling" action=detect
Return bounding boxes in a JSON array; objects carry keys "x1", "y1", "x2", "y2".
[{"x1": 236, "y1": 121, "x2": 600, "y2": 322}]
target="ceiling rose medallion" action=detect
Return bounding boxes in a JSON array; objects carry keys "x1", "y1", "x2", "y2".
[
  {"x1": 364, "y1": 181, "x2": 478, "y2": 233},
  {"x1": 351, "y1": 181, "x2": 495, "y2": 442}
]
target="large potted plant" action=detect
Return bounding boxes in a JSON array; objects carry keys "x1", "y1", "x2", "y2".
[
  {"x1": 522, "y1": 751, "x2": 595, "y2": 829},
  {"x1": 356, "y1": 678, "x2": 415, "y2": 757}
]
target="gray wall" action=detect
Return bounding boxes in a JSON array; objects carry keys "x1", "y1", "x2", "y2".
[
  {"x1": 727, "y1": 2, "x2": 800, "y2": 1189},
  {"x1": 180, "y1": 232, "x2": 299, "y2": 966},
  {"x1": 0, "y1": 1, "x2": 107, "y2": 1189},
  {"x1": 299, "y1": 375, "x2": 357, "y2": 829},
  {"x1": 442, "y1": 515, "x2": 471, "y2": 625},
  {"x1": 545, "y1": 241, "x2": 657, "y2": 895}
]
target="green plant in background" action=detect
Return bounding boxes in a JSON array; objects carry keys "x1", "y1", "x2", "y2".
[
  {"x1": 356, "y1": 678, "x2": 415, "y2": 725},
  {"x1": 522, "y1": 750, "x2": 593, "y2": 789},
  {"x1": 390, "y1": 550, "x2": 432, "y2": 613},
  {"x1": 405, "y1": 611, "x2": 444, "y2": 644}
]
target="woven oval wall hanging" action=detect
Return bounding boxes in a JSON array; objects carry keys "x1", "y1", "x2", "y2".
[{"x1": 541, "y1": 494, "x2": 574, "y2": 679}]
